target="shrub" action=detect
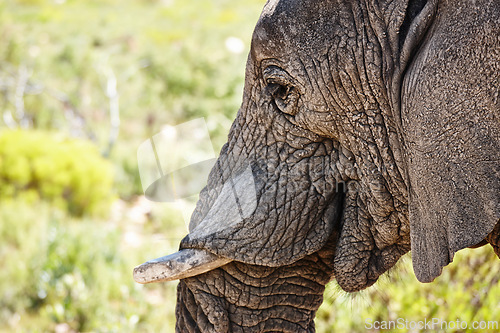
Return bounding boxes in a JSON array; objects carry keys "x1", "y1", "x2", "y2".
[{"x1": 0, "y1": 130, "x2": 114, "y2": 216}]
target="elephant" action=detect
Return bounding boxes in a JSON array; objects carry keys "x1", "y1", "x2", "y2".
[{"x1": 134, "y1": 0, "x2": 500, "y2": 331}]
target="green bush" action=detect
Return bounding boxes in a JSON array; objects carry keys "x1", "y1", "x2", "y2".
[{"x1": 0, "y1": 130, "x2": 114, "y2": 216}]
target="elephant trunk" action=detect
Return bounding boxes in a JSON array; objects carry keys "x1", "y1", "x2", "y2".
[{"x1": 175, "y1": 230, "x2": 338, "y2": 333}]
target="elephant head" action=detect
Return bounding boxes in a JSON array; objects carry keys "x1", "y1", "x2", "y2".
[{"x1": 135, "y1": 0, "x2": 500, "y2": 331}]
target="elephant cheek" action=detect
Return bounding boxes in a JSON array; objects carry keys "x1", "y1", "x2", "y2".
[{"x1": 332, "y1": 181, "x2": 410, "y2": 292}]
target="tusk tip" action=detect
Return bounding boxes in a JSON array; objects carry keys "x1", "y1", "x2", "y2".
[
  {"x1": 133, "y1": 263, "x2": 163, "y2": 284},
  {"x1": 133, "y1": 249, "x2": 231, "y2": 284}
]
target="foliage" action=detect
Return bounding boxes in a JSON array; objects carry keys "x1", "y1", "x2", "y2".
[
  {"x1": 0, "y1": 198, "x2": 183, "y2": 332},
  {"x1": 0, "y1": 0, "x2": 499, "y2": 332},
  {"x1": 0, "y1": 0, "x2": 265, "y2": 331},
  {"x1": 0, "y1": 130, "x2": 114, "y2": 216},
  {"x1": 0, "y1": 0, "x2": 265, "y2": 197},
  {"x1": 316, "y1": 247, "x2": 500, "y2": 332}
]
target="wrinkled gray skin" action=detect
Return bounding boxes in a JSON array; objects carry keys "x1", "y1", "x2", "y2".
[{"x1": 172, "y1": 0, "x2": 499, "y2": 331}]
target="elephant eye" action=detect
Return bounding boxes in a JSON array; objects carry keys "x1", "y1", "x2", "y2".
[
  {"x1": 268, "y1": 82, "x2": 292, "y2": 102},
  {"x1": 266, "y1": 81, "x2": 299, "y2": 115},
  {"x1": 263, "y1": 65, "x2": 300, "y2": 116}
]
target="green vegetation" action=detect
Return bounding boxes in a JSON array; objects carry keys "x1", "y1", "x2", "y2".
[
  {"x1": 317, "y1": 246, "x2": 500, "y2": 332},
  {"x1": 0, "y1": 0, "x2": 264, "y2": 331},
  {"x1": 0, "y1": 0, "x2": 263, "y2": 197},
  {"x1": 0, "y1": 130, "x2": 114, "y2": 216},
  {"x1": 0, "y1": 198, "x2": 182, "y2": 332},
  {"x1": 0, "y1": 0, "x2": 498, "y2": 332}
]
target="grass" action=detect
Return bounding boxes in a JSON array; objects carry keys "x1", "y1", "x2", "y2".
[{"x1": 0, "y1": 1, "x2": 265, "y2": 331}]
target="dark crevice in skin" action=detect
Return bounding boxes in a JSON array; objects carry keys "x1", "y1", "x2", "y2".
[
  {"x1": 399, "y1": 0, "x2": 429, "y2": 49},
  {"x1": 486, "y1": 220, "x2": 500, "y2": 257}
]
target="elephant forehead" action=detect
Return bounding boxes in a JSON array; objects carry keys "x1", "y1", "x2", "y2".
[{"x1": 251, "y1": 0, "x2": 344, "y2": 61}]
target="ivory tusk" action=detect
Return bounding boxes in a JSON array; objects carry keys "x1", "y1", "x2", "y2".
[{"x1": 133, "y1": 248, "x2": 232, "y2": 284}]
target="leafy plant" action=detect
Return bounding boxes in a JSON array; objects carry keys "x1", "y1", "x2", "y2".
[{"x1": 0, "y1": 130, "x2": 114, "y2": 216}]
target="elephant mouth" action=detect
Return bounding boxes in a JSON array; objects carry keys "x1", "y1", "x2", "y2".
[
  {"x1": 133, "y1": 147, "x2": 408, "y2": 295},
  {"x1": 134, "y1": 178, "x2": 346, "y2": 284}
]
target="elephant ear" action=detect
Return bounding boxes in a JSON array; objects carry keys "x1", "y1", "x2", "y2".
[
  {"x1": 401, "y1": 0, "x2": 500, "y2": 283},
  {"x1": 365, "y1": 0, "x2": 439, "y2": 122}
]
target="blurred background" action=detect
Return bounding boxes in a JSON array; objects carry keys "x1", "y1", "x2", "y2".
[{"x1": 0, "y1": 0, "x2": 498, "y2": 332}]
